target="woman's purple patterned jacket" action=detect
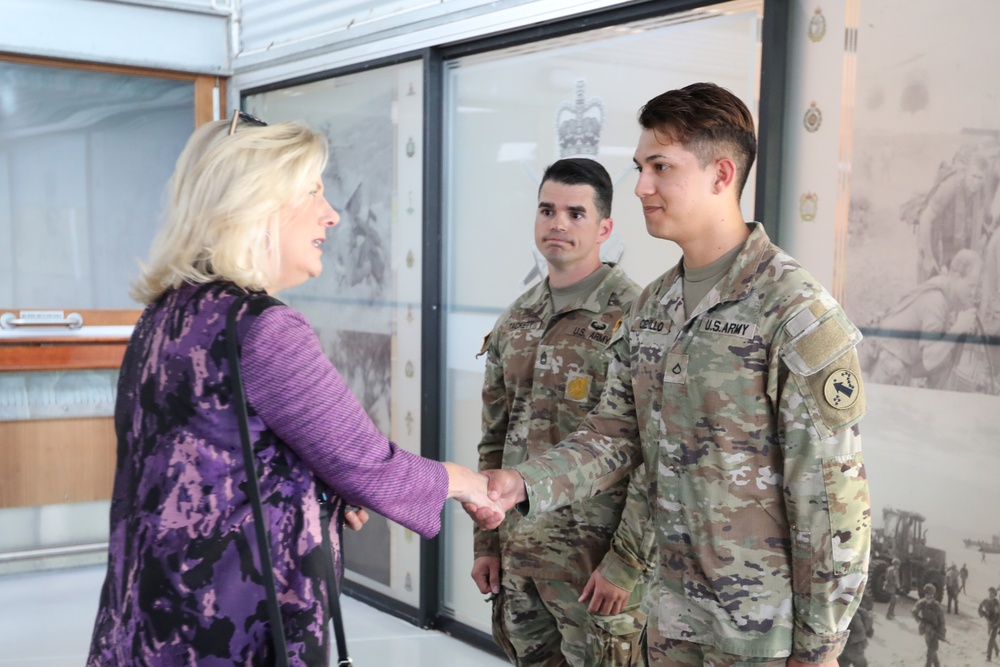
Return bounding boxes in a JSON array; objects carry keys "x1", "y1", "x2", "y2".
[{"x1": 88, "y1": 282, "x2": 448, "y2": 665}]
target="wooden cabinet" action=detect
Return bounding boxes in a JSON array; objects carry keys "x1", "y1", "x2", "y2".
[{"x1": 0, "y1": 308, "x2": 140, "y2": 509}]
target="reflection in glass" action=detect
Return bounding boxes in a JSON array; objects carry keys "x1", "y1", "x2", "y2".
[{"x1": 0, "y1": 61, "x2": 193, "y2": 308}]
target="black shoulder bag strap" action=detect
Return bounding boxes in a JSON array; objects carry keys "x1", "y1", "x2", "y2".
[
  {"x1": 226, "y1": 294, "x2": 290, "y2": 667},
  {"x1": 320, "y1": 499, "x2": 353, "y2": 666},
  {"x1": 226, "y1": 293, "x2": 353, "y2": 667}
]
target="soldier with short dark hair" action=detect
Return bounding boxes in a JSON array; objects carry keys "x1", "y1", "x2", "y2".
[
  {"x1": 471, "y1": 157, "x2": 648, "y2": 665},
  {"x1": 979, "y1": 587, "x2": 1000, "y2": 662},
  {"x1": 913, "y1": 583, "x2": 946, "y2": 667}
]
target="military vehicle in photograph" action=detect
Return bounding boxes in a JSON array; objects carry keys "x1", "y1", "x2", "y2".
[{"x1": 868, "y1": 507, "x2": 946, "y2": 602}]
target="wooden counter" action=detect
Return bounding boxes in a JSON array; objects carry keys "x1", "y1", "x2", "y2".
[{"x1": 0, "y1": 308, "x2": 140, "y2": 509}]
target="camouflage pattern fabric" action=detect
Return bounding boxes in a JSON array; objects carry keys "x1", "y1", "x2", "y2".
[
  {"x1": 498, "y1": 573, "x2": 645, "y2": 667},
  {"x1": 516, "y1": 223, "x2": 871, "y2": 664},
  {"x1": 474, "y1": 265, "x2": 650, "y2": 664},
  {"x1": 642, "y1": 633, "x2": 785, "y2": 666}
]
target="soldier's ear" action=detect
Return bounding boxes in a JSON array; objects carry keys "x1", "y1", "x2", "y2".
[
  {"x1": 712, "y1": 157, "x2": 737, "y2": 194},
  {"x1": 597, "y1": 216, "x2": 613, "y2": 243}
]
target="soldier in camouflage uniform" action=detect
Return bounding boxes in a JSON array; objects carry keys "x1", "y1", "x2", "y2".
[
  {"x1": 471, "y1": 83, "x2": 871, "y2": 667},
  {"x1": 472, "y1": 158, "x2": 649, "y2": 666}
]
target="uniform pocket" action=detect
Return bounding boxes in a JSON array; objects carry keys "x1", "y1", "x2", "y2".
[
  {"x1": 821, "y1": 452, "x2": 870, "y2": 576},
  {"x1": 587, "y1": 606, "x2": 646, "y2": 666}
]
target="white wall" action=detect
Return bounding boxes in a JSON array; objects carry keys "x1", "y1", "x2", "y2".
[
  {"x1": 0, "y1": 0, "x2": 230, "y2": 74},
  {"x1": 230, "y1": 0, "x2": 640, "y2": 106}
]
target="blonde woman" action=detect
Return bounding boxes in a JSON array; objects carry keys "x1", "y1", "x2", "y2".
[{"x1": 88, "y1": 113, "x2": 499, "y2": 666}]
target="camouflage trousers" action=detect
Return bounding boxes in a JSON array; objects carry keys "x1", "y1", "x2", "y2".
[
  {"x1": 493, "y1": 573, "x2": 645, "y2": 666},
  {"x1": 641, "y1": 625, "x2": 784, "y2": 667}
]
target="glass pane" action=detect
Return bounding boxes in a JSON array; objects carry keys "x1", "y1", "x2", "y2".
[
  {"x1": 440, "y1": 0, "x2": 762, "y2": 632},
  {"x1": 0, "y1": 61, "x2": 194, "y2": 309},
  {"x1": 245, "y1": 60, "x2": 425, "y2": 608},
  {"x1": 0, "y1": 60, "x2": 194, "y2": 574}
]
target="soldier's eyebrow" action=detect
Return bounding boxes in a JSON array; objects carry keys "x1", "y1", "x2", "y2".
[
  {"x1": 538, "y1": 201, "x2": 587, "y2": 215},
  {"x1": 634, "y1": 153, "x2": 671, "y2": 165}
]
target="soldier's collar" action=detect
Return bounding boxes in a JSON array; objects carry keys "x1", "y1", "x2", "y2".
[
  {"x1": 543, "y1": 264, "x2": 621, "y2": 315},
  {"x1": 708, "y1": 222, "x2": 771, "y2": 304}
]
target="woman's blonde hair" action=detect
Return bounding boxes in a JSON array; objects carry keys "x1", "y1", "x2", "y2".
[{"x1": 132, "y1": 119, "x2": 329, "y2": 304}]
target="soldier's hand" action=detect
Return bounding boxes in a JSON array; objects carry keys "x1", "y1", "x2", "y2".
[
  {"x1": 485, "y1": 468, "x2": 527, "y2": 508},
  {"x1": 471, "y1": 556, "x2": 501, "y2": 595},
  {"x1": 580, "y1": 568, "x2": 629, "y2": 615},
  {"x1": 444, "y1": 462, "x2": 505, "y2": 528}
]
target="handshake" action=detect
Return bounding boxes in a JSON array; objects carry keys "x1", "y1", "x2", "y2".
[{"x1": 442, "y1": 463, "x2": 528, "y2": 530}]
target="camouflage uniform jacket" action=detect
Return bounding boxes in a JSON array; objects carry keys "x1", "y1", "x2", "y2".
[
  {"x1": 475, "y1": 264, "x2": 651, "y2": 589},
  {"x1": 515, "y1": 223, "x2": 871, "y2": 662}
]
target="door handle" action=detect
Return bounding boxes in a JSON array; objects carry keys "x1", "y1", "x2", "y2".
[{"x1": 0, "y1": 312, "x2": 84, "y2": 330}]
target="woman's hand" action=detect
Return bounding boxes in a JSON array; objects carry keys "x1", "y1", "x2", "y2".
[
  {"x1": 442, "y1": 462, "x2": 506, "y2": 526},
  {"x1": 344, "y1": 505, "x2": 370, "y2": 531}
]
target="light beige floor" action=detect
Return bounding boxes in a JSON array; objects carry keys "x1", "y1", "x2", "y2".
[{"x1": 0, "y1": 564, "x2": 509, "y2": 666}]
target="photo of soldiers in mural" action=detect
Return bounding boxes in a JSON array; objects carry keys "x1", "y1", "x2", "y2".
[
  {"x1": 322, "y1": 330, "x2": 394, "y2": 586},
  {"x1": 912, "y1": 583, "x2": 947, "y2": 667},
  {"x1": 850, "y1": 136, "x2": 999, "y2": 396},
  {"x1": 978, "y1": 587, "x2": 1000, "y2": 662},
  {"x1": 247, "y1": 69, "x2": 413, "y2": 594},
  {"x1": 854, "y1": 503, "x2": 1000, "y2": 664},
  {"x1": 838, "y1": 589, "x2": 874, "y2": 667},
  {"x1": 847, "y1": 3, "x2": 1000, "y2": 661},
  {"x1": 846, "y1": 1, "x2": 1000, "y2": 397}
]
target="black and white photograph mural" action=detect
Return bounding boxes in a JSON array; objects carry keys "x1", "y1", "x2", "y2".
[
  {"x1": 246, "y1": 64, "x2": 415, "y2": 597},
  {"x1": 321, "y1": 330, "x2": 393, "y2": 587},
  {"x1": 846, "y1": 1, "x2": 1000, "y2": 397},
  {"x1": 841, "y1": 1, "x2": 1000, "y2": 665}
]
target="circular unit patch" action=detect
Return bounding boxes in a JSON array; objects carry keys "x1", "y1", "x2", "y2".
[{"x1": 823, "y1": 368, "x2": 860, "y2": 409}]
